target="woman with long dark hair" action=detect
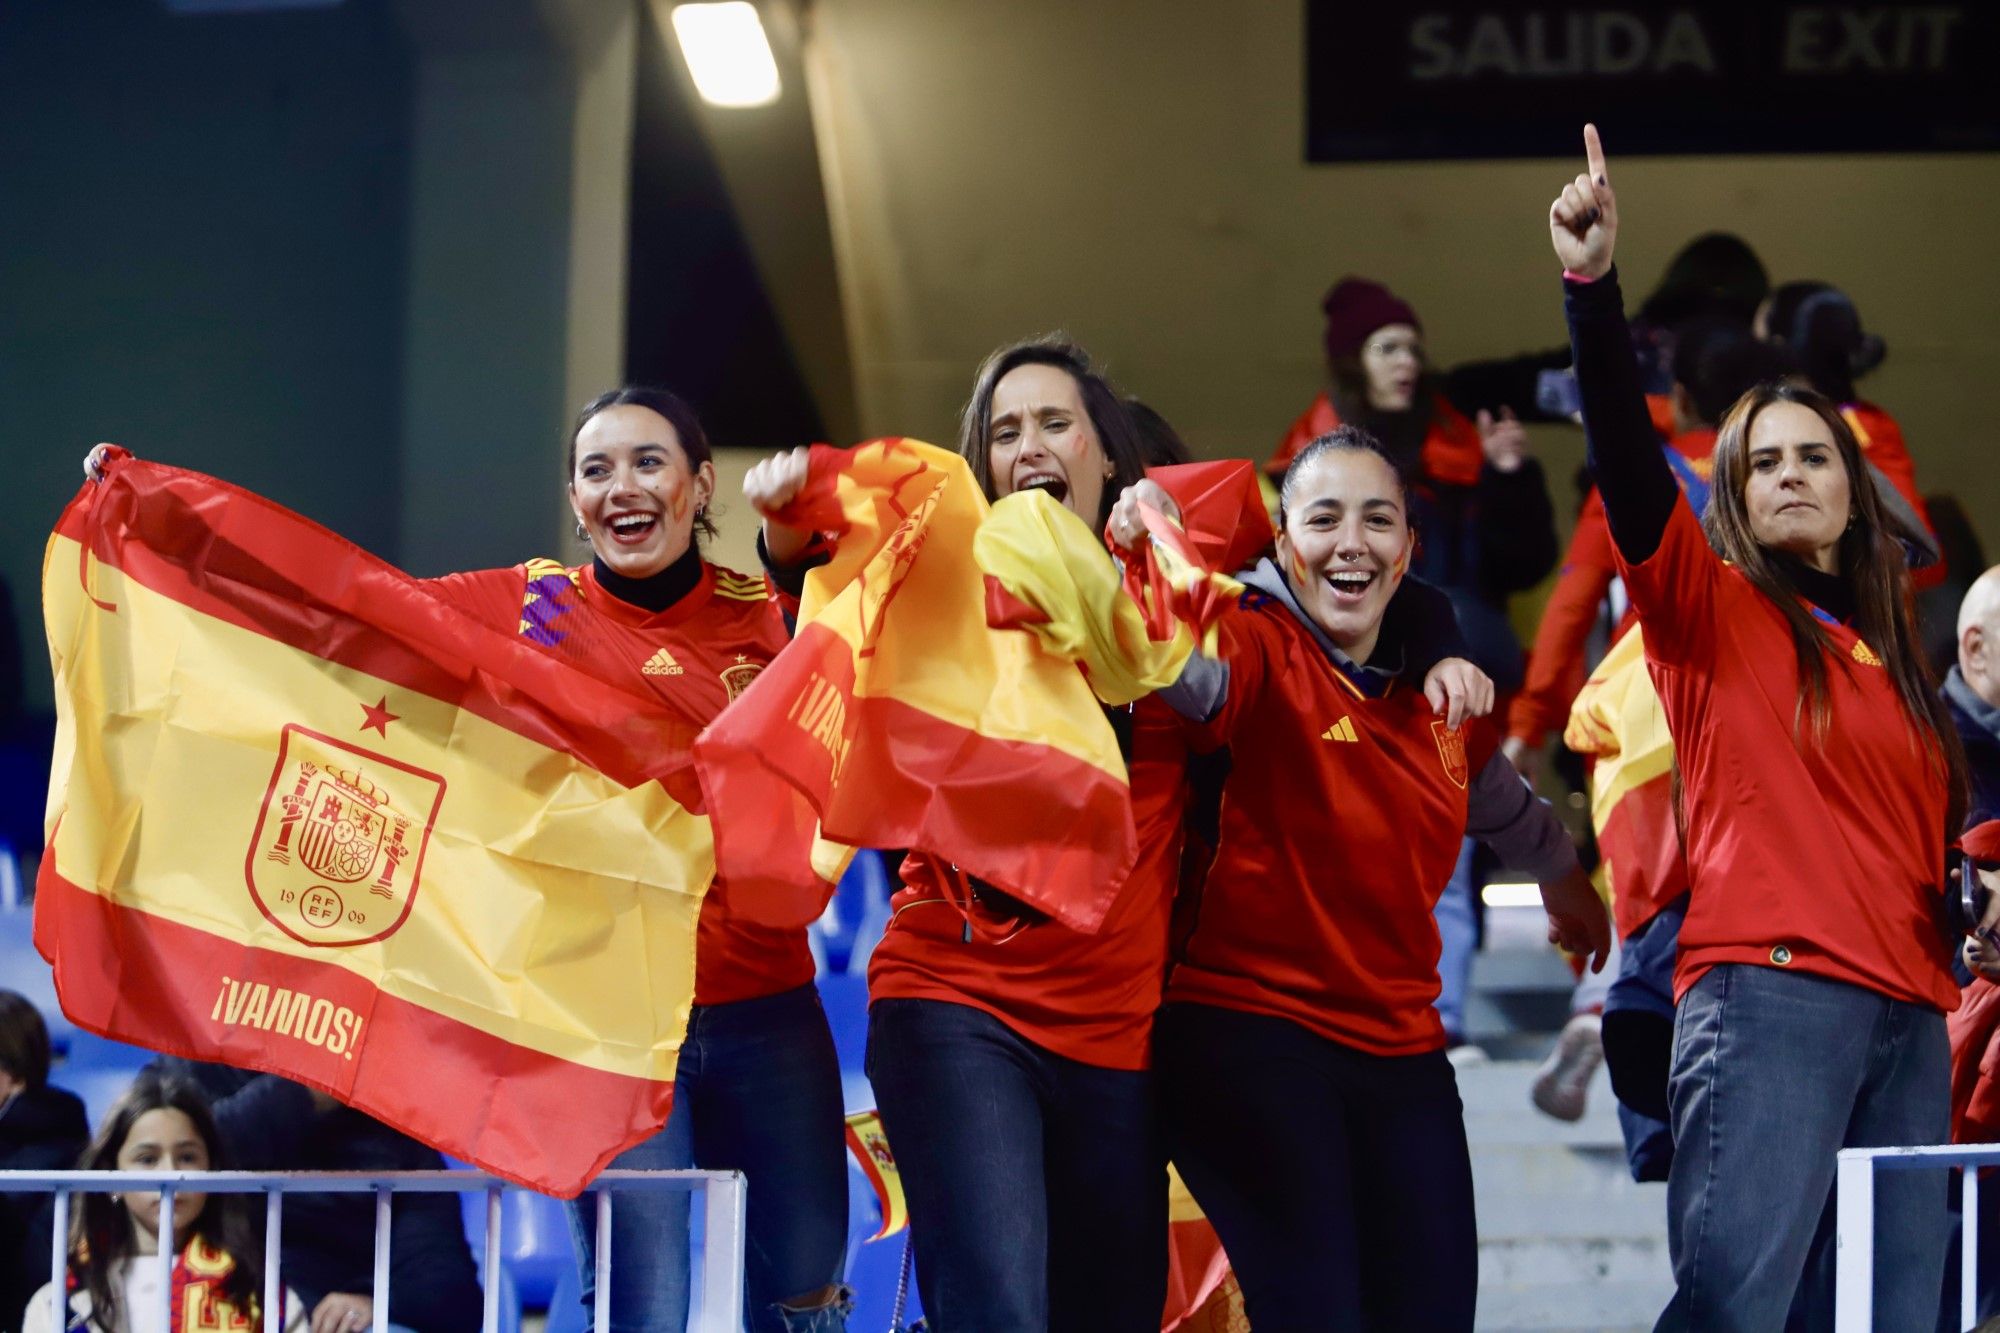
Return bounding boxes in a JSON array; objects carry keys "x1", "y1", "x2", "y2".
[
  {"x1": 84, "y1": 387, "x2": 851, "y2": 1333},
  {"x1": 25, "y1": 1068, "x2": 301, "y2": 1333},
  {"x1": 1551, "y1": 125, "x2": 1977, "y2": 1329},
  {"x1": 747, "y1": 335, "x2": 1491, "y2": 1329}
]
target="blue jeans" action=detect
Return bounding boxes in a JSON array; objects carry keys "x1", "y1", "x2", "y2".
[
  {"x1": 1432, "y1": 838, "x2": 1479, "y2": 1041},
  {"x1": 1604, "y1": 898, "x2": 1684, "y2": 1177},
  {"x1": 566, "y1": 984, "x2": 851, "y2": 1333},
  {"x1": 1157, "y1": 1002, "x2": 1477, "y2": 1331},
  {"x1": 1654, "y1": 964, "x2": 1949, "y2": 1332},
  {"x1": 864, "y1": 998, "x2": 1167, "y2": 1333}
]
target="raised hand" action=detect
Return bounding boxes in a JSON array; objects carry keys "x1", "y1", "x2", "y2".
[
  {"x1": 1106, "y1": 478, "x2": 1181, "y2": 550},
  {"x1": 83, "y1": 442, "x2": 121, "y2": 483},
  {"x1": 1548, "y1": 123, "x2": 1617, "y2": 280},
  {"x1": 742, "y1": 445, "x2": 813, "y2": 518}
]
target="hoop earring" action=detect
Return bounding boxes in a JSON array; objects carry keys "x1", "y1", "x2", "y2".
[{"x1": 575, "y1": 520, "x2": 587, "y2": 540}]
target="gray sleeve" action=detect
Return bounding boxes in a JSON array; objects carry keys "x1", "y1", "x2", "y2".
[
  {"x1": 1464, "y1": 751, "x2": 1580, "y2": 883},
  {"x1": 1158, "y1": 652, "x2": 1229, "y2": 722}
]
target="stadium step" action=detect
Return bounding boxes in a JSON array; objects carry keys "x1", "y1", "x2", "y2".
[{"x1": 1459, "y1": 1057, "x2": 1674, "y2": 1332}]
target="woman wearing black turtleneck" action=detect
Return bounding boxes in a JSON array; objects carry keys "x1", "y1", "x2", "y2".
[
  {"x1": 85, "y1": 387, "x2": 852, "y2": 1333},
  {"x1": 1552, "y1": 127, "x2": 1975, "y2": 1331}
]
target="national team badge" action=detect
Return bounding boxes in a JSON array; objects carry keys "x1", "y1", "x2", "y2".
[
  {"x1": 1431, "y1": 720, "x2": 1469, "y2": 790},
  {"x1": 246, "y1": 724, "x2": 446, "y2": 947},
  {"x1": 720, "y1": 654, "x2": 765, "y2": 702}
]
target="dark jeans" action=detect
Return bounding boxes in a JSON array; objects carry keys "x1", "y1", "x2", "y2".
[
  {"x1": 1654, "y1": 964, "x2": 1949, "y2": 1333},
  {"x1": 566, "y1": 983, "x2": 851, "y2": 1333},
  {"x1": 1156, "y1": 1002, "x2": 1477, "y2": 1332},
  {"x1": 864, "y1": 997, "x2": 1167, "y2": 1333}
]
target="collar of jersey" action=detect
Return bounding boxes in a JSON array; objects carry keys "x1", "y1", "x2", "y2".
[
  {"x1": 1241, "y1": 558, "x2": 1401, "y2": 699},
  {"x1": 581, "y1": 559, "x2": 717, "y2": 627}
]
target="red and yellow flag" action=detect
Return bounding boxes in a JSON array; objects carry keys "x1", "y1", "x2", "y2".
[
  {"x1": 40, "y1": 452, "x2": 714, "y2": 1196},
  {"x1": 843, "y1": 1109, "x2": 908, "y2": 1241},
  {"x1": 694, "y1": 439, "x2": 1134, "y2": 934},
  {"x1": 1564, "y1": 625, "x2": 1686, "y2": 939}
]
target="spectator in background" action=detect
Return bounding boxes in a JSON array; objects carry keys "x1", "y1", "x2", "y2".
[
  {"x1": 1444, "y1": 232, "x2": 1770, "y2": 430},
  {"x1": 1271, "y1": 277, "x2": 1560, "y2": 1059},
  {"x1": 1944, "y1": 567, "x2": 2000, "y2": 819},
  {"x1": 153, "y1": 1060, "x2": 481, "y2": 1333},
  {"x1": 25, "y1": 1068, "x2": 302, "y2": 1333},
  {"x1": 1925, "y1": 496, "x2": 1992, "y2": 677},
  {"x1": 0, "y1": 992, "x2": 88, "y2": 1333},
  {"x1": 1755, "y1": 281, "x2": 1938, "y2": 578}
]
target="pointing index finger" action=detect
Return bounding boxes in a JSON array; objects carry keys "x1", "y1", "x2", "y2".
[{"x1": 1583, "y1": 122, "x2": 1608, "y2": 184}]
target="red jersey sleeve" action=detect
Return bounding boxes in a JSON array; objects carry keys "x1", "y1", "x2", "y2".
[
  {"x1": 421, "y1": 564, "x2": 535, "y2": 635},
  {"x1": 1613, "y1": 497, "x2": 1719, "y2": 675},
  {"x1": 1178, "y1": 600, "x2": 1278, "y2": 752}
]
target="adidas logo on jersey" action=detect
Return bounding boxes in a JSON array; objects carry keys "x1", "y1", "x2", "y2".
[
  {"x1": 1321, "y1": 716, "x2": 1358, "y2": 743},
  {"x1": 642, "y1": 648, "x2": 684, "y2": 677},
  {"x1": 1850, "y1": 640, "x2": 1882, "y2": 667}
]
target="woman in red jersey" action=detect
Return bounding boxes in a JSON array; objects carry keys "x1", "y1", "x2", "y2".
[
  {"x1": 1551, "y1": 126, "x2": 1977, "y2": 1331},
  {"x1": 1142, "y1": 425, "x2": 1609, "y2": 1332},
  {"x1": 87, "y1": 387, "x2": 852, "y2": 1333},
  {"x1": 749, "y1": 336, "x2": 1491, "y2": 1332}
]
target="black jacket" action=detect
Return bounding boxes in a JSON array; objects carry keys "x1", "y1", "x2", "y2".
[{"x1": 0, "y1": 1085, "x2": 88, "y2": 1333}]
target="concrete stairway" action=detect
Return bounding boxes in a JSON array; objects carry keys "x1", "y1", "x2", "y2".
[
  {"x1": 1462, "y1": 1059, "x2": 1673, "y2": 1332},
  {"x1": 1461, "y1": 916, "x2": 1674, "y2": 1332}
]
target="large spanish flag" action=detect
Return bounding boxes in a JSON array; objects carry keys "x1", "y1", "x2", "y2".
[
  {"x1": 1564, "y1": 624, "x2": 1686, "y2": 939},
  {"x1": 41, "y1": 451, "x2": 713, "y2": 1196},
  {"x1": 694, "y1": 439, "x2": 1133, "y2": 934}
]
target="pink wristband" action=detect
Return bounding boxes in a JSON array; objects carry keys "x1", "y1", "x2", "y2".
[{"x1": 1562, "y1": 268, "x2": 1602, "y2": 284}]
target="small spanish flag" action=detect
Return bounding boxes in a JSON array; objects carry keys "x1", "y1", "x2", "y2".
[
  {"x1": 1565, "y1": 625, "x2": 1686, "y2": 938},
  {"x1": 694, "y1": 440, "x2": 1135, "y2": 934},
  {"x1": 40, "y1": 451, "x2": 714, "y2": 1197},
  {"x1": 843, "y1": 1109, "x2": 908, "y2": 1241}
]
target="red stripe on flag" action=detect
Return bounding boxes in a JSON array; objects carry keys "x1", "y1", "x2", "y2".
[
  {"x1": 697, "y1": 624, "x2": 1132, "y2": 933},
  {"x1": 55, "y1": 463, "x2": 705, "y2": 800},
  {"x1": 1599, "y1": 774, "x2": 1689, "y2": 939},
  {"x1": 36, "y1": 861, "x2": 671, "y2": 1197}
]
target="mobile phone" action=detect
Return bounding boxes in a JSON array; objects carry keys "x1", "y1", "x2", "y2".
[{"x1": 1535, "y1": 368, "x2": 1582, "y2": 419}]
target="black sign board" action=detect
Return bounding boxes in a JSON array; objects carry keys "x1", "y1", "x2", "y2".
[{"x1": 1305, "y1": 3, "x2": 2000, "y2": 160}]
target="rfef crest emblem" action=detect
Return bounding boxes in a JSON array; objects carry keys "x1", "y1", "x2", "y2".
[
  {"x1": 246, "y1": 725, "x2": 446, "y2": 947},
  {"x1": 1431, "y1": 720, "x2": 1469, "y2": 790},
  {"x1": 720, "y1": 654, "x2": 766, "y2": 702}
]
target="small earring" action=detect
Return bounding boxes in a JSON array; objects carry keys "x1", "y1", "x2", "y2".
[{"x1": 575, "y1": 520, "x2": 587, "y2": 540}]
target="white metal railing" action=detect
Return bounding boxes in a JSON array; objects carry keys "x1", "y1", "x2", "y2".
[
  {"x1": 1836, "y1": 1143, "x2": 1998, "y2": 1331},
  {"x1": 0, "y1": 1167, "x2": 746, "y2": 1333}
]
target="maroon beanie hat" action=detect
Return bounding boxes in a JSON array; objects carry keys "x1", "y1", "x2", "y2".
[{"x1": 1322, "y1": 277, "x2": 1421, "y2": 365}]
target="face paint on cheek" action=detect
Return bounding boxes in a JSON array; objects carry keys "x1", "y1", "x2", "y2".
[
  {"x1": 669, "y1": 490, "x2": 690, "y2": 522},
  {"x1": 1289, "y1": 547, "x2": 1311, "y2": 587},
  {"x1": 1391, "y1": 543, "x2": 1412, "y2": 579}
]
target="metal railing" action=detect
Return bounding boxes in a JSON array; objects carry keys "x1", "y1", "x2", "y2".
[
  {"x1": 1836, "y1": 1143, "x2": 1997, "y2": 1331},
  {"x1": 0, "y1": 1167, "x2": 746, "y2": 1333}
]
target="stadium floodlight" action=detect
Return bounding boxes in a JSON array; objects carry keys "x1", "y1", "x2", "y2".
[{"x1": 669, "y1": 2, "x2": 781, "y2": 107}]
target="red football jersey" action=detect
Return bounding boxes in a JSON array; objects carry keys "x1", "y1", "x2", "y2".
[
  {"x1": 866, "y1": 697, "x2": 1190, "y2": 1070},
  {"x1": 1619, "y1": 501, "x2": 1955, "y2": 1010},
  {"x1": 428, "y1": 559, "x2": 815, "y2": 1006},
  {"x1": 1164, "y1": 594, "x2": 1498, "y2": 1056}
]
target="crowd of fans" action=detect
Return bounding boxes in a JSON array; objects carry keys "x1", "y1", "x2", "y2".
[{"x1": 7, "y1": 123, "x2": 2000, "y2": 1333}]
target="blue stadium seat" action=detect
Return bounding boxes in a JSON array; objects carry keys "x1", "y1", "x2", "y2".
[
  {"x1": 814, "y1": 972, "x2": 874, "y2": 1113},
  {"x1": 843, "y1": 1158, "x2": 923, "y2": 1332},
  {"x1": 471, "y1": 1235, "x2": 524, "y2": 1333},
  {"x1": 457, "y1": 1183, "x2": 574, "y2": 1311},
  {"x1": 49, "y1": 1064, "x2": 139, "y2": 1131},
  {"x1": 65, "y1": 1028, "x2": 157, "y2": 1069},
  {"x1": 0, "y1": 906, "x2": 71, "y2": 1053},
  {"x1": 811, "y1": 851, "x2": 893, "y2": 976},
  {"x1": 542, "y1": 1263, "x2": 585, "y2": 1333}
]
